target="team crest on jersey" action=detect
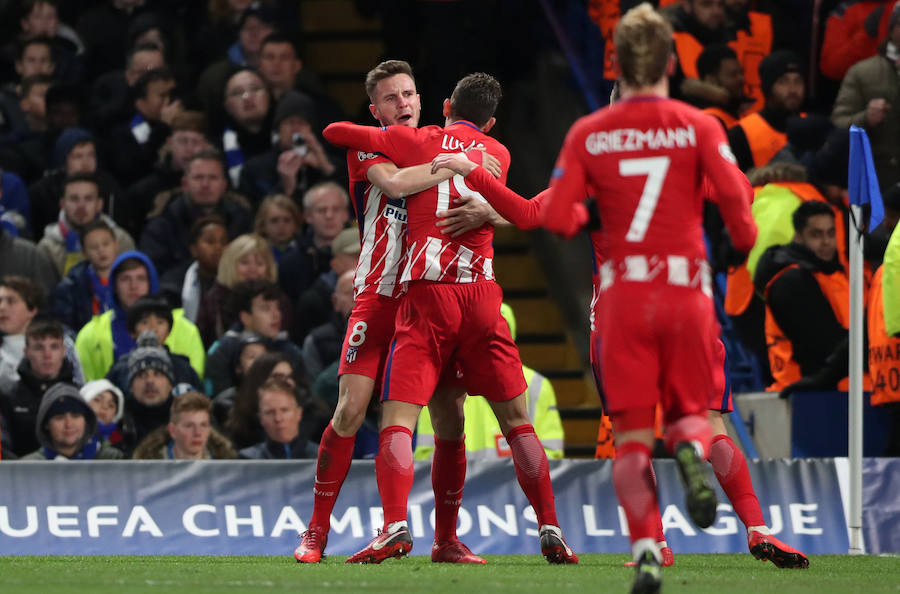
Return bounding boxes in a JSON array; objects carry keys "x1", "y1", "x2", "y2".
[
  {"x1": 357, "y1": 151, "x2": 378, "y2": 161},
  {"x1": 718, "y1": 142, "x2": 737, "y2": 164},
  {"x1": 345, "y1": 347, "x2": 358, "y2": 363}
]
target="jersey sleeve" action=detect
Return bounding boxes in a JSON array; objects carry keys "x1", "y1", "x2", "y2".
[
  {"x1": 323, "y1": 122, "x2": 420, "y2": 166},
  {"x1": 541, "y1": 124, "x2": 590, "y2": 238},
  {"x1": 695, "y1": 115, "x2": 757, "y2": 253},
  {"x1": 466, "y1": 167, "x2": 545, "y2": 230},
  {"x1": 346, "y1": 150, "x2": 392, "y2": 181}
]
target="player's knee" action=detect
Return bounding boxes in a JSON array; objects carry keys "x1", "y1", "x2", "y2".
[{"x1": 332, "y1": 397, "x2": 367, "y2": 435}]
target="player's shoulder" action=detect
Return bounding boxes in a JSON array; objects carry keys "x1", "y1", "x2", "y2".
[{"x1": 347, "y1": 150, "x2": 391, "y2": 177}]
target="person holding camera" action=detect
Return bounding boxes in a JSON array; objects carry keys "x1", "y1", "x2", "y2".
[{"x1": 238, "y1": 90, "x2": 342, "y2": 208}]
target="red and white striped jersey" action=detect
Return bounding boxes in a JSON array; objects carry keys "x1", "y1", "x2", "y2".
[
  {"x1": 346, "y1": 150, "x2": 408, "y2": 298},
  {"x1": 325, "y1": 121, "x2": 511, "y2": 286}
]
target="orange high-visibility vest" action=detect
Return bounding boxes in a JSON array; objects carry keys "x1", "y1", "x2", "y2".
[
  {"x1": 868, "y1": 267, "x2": 900, "y2": 406},
  {"x1": 737, "y1": 112, "x2": 787, "y2": 169},
  {"x1": 703, "y1": 106, "x2": 740, "y2": 129}
]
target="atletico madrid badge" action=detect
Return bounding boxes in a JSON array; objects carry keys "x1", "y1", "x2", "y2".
[{"x1": 346, "y1": 347, "x2": 358, "y2": 364}]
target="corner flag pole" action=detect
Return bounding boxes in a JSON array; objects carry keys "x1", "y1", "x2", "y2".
[{"x1": 847, "y1": 126, "x2": 884, "y2": 555}]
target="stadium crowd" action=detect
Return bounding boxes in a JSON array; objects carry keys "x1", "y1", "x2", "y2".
[{"x1": 0, "y1": 0, "x2": 896, "y2": 464}]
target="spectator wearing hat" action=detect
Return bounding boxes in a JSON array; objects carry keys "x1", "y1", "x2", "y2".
[
  {"x1": 832, "y1": 3, "x2": 900, "y2": 193},
  {"x1": 238, "y1": 89, "x2": 341, "y2": 206},
  {"x1": 132, "y1": 390, "x2": 236, "y2": 460},
  {"x1": 106, "y1": 67, "x2": 183, "y2": 187},
  {"x1": 301, "y1": 269, "x2": 355, "y2": 379},
  {"x1": 254, "y1": 194, "x2": 302, "y2": 264},
  {"x1": 0, "y1": 317, "x2": 79, "y2": 457},
  {"x1": 204, "y1": 279, "x2": 303, "y2": 397},
  {"x1": 159, "y1": 216, "x2": 228, "y2": 323},
  {"x1": 21, "y1": 383, "x2": 123, "y2": 460},
  {"x1": 37, "y1": 173, "x2": 134, "y2": 277},
  {"x1": 278, "y1": 181, "x2": 350, "y2": 305},
  {"x1": 105, "y1": 297, "x2": 201, "y2": 394},
  {"x1": 728, "y1": 50, "x2": 807, "y2": 172},
  {"x1": 239, "y1": 378, "x2": 318, "y2": 459},
  {"x1": 28, "y1": 127, "x2": 122, "y2": 239},
  {"x1": 121, "y1": 330, "x2": 178, "y2": 447},
  {"x1": 124, "y1": 111, "x2": 210, "y2": 239},
  {"x1": 215, "y1": 69, "x2": 275, "y2": 187},
  {"x1": 139, "y1": 150, "x2": 253, "y2": 278},
  {"x1": 80, "y1": 378, "x2": 126, "y2": 449},
  {"x1": 75, "y1": 250, "x2": 205, "y2": 381},
  {"x1": 293, "y1": 227, "x2": 359, "y2": 345}
]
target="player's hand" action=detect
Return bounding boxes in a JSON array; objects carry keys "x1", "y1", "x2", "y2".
[
  {"x1": 436, "y1": 194, "x2": 492, "y2": 237},
  {"x1": 431, "y1": 152, "x2": 477, "y2": 176},
  {"x1": 480, "y1": 152, "x2": 502, "y2": 178}
]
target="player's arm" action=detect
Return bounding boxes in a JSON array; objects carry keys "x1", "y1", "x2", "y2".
[
  {"x1": 540, "y1": 128, "x2": 590, "y2": 238},
  {"x1": 323, "y1": 122, "x2": 419, "y2": 164},
  {"x1": 697, "y1": 117, "x2": 757, "y2": 254},
  {"x1": 430, "y1": 153, "x2": 546, "y2": 230},
  {"x1": 367, "y1": 162, "x2": 452, "y2": 199}
]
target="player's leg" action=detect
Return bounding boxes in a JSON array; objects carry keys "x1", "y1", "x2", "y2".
[
  {"x1": 426, "y1": 383, "x2": 486, "y2": 563},
  {"x1": 296, "y1": 296, "x2": 397, "y2": 563}
]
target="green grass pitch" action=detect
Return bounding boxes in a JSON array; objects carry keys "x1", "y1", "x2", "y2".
[{"x1": 1, "y1": 554, "x2": 898, "y2": 593}]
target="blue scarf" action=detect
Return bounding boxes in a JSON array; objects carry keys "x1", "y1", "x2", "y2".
[
  {"x1": 43, "y1": 435, "x2": 100, "y2": 460},
  {"x1": 96, "y1": 420, "x2": 118, "y2": 443},
  {"x1": 87, "y1": 265, "x2": 114, "y2": 315},
  {"x1": 111, "y1": 307, "x2": 136, "y2": 362}
]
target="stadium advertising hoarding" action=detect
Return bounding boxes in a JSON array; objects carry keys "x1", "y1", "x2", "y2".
[{"x1": 0, "y1": 458, "x2": 895, "y2": 555}]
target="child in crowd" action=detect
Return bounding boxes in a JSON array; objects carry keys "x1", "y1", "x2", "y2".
[
  {"x1": 51, "y1": 219, "x2": 120, "y2": 332},
  {"x1": 159, "y1": 216, "x2": 228, "y2": 323},
  {"x1": 254, "y1": 194, "x2": 301, "y2": 264},
  {"x1": 80, "y1": 379, "x2": 126, "y2": 448}
]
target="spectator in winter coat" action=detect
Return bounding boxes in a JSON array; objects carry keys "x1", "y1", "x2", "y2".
[
  {"x1": 132, "y1": 391, "x2": 236, "y2": 460},
  {"x1": 80, "y1": 378, "x2": 126, "y2": 451},
  {"x1": 239, "y1": 378, "x2": 318, "y2": 459}
]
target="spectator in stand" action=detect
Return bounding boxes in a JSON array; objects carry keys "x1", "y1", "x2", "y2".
[
  {"x1": 301, "y1": 269, "x2": 354, "y2": 379},
  {"x1": 210, "y1": 335, "x2": 268, "y2": 424},
  {"x1": 124, "y1": 111, "x2": 209, "y2": 239},
  {"x1": 728, "y1": 50, "x2": 807, "y2": 172},
  {"x1": 0, "y1": 169, "x2": 33, "y2": 237},
  {"x1": 224, "y1": 351, "x2": 324, "y2": 449},
  {"x1": 820, "y1": 0, "x2": 897, "y2": 83},
  {"x1": 294, "y1": 229, "x2": 359, "y2": 346},
  {"x1": 0, "y1": 39, "x2": 55, "y2": 127},
  {"x1": 120, "y1": 331, "x2": 177, "y2": 449},
  {"x1": 195, "y1": 5, "x2": 276, "y2": 121},
  {"x1": 28, "y1": 128, "x2": 122, "y2": 238},
  {"x1": 51, "y1": 219, "x2": 120, "y2": 332},
  {"x1": 195, "y1": 233, "x2": 292, "y2": 348},
  {"x1": 217, "y1": 68, "x2": 275, "y2": 187},
  {"x1": 0, "y1": 317, "x2": 79, "y2": 457},
  {"x1": 278, "y1": 181, "x2": 350, "y2": 304},
  {"x1": 0, "y1": 277, "x2": 82, "y2": 384},
  {"x1": 754, "y1": 201, "x2": 853, "y2": 396},
  {"x1": 75, "y1": 250, "x2": 205, "y2": 381},
  {"x1": 15, "y1": 74, "x2": 53, "y2": 141},
  {"x1": 139, "y1": 150, "x2": 253, "y2": 277},
  {"x1": 105, "y1": 298, "x2": 201, "y2": 394},
  {"x1": 80, "y1": 378, "x2": 127, "y2": 452},
  {"x1": 0, "y1": 228, "x2": 59, "y2": 295},
  {"x1": 832, "y1": 4, "x2": 900, "y2": 192},
  {"x1": 205, "y1": 279, "x2": 302, "y2": 397},
  {"x1": 21, "y1": 383, "x2": 123, "y2": 460},
  {"x1": 257, "y1": 32, "x2": 346, "y2": 130},
  {"x1": 88, "y1": 42, "x2": 165, "y2": 133},
  {"x1": 37, "y1": 173, "x2": 134, "y2": 276},
  {"x1": 238, "y1": 90, "x2": 341, "y2": 206},
  {"x1": 2, "y1": 1, "x2": 84, "y2": 86},
  {"x1": 106, "y1": 67, "x2": 183, "y2": 187},
  {"x1": 159, "y1": 216, "x2": 228, "y2": 322},
  {"x1": 694, "y1": 44, "x2": 749, "y2": 129},
  {"x1": 874, "y1": 217, "x2": 900, "y2": 455},
  {"x1": 76, "y1": 0, "x2": 152, "y2": 82},
  {"x1": 133, "y1": 391, "x2": 235, "y2": 459},
  {"x1": 415, "y1": 303, "x2": 564, "y2": 460},
  {"x1": 254, "y1": 194, "x2": 302, "y2": 264},
  {"x1": 239, "y1": 378, "x2": 319, "y2": 459}
]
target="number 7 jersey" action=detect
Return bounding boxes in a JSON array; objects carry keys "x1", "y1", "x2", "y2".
[{"x1": 543, "y1": 96, "x2": 756, "y2": 266}]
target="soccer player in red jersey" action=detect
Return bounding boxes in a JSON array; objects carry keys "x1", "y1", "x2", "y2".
[
  {"x1": 294, "y1": 61, "x2": 496, "y2": 565},
  {"x1": 539, "y1": 4, "x2": 758, "y2": 592},
  {"x1": 323, "y1": 73, "x2": 578, "y2": 566}
]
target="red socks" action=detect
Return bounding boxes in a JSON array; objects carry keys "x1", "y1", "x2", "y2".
[
  {"x1": 709, "y1": 434, "x2": 765, "y2": 528},
  {"x1": 613, "y1": 441, "x2": 660, "y2": 543},
  {"x1": 309, "y1": 422, "x2": 356, "y2": 531},
  {"x1": 432, "y1": 437, "x2": 466, "y2": 542},
  {"x1": 376, "y1": 425, "x2": 415, "y2": 529},
  {"x1": 507, "y1": 424, "x2": 559, "y2": 527},
  {"x1": 649, "y1": 462, "x2": 666, "y2": 543},
  {"x1": 664, "y1": 414, "x2": 713, "y2": 459}
]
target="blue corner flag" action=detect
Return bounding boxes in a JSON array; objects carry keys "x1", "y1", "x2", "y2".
[{"x1": 848, "y1": 125, "x2": 884, "y2": 230}]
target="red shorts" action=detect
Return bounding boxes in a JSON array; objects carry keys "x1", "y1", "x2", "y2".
[
  {"x1": 594, "y1": 282, "x2": 720, "y2": 427},
  {"x1": 338, "y1": 292, "x2": 400, "y2": 385},
  {"x1": 383, "y1": 281, "x2": 526, "y2": 406}
]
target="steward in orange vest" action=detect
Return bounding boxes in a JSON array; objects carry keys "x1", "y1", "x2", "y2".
[
  {"x1": 728, "y1": 51, "x2": 805, "y2": 172},
  {"x1": 696, "y1": 44, "x2": 748, "y2": 129},
  {"x1": 868, "y1": 266, "x2": 900, "y2": 407},
  {"x1": 753, "y1": 201, "x2": 859, "y2": 395}
]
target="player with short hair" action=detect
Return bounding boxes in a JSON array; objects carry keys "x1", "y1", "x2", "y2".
[
  {"x1": 294, "y1": 60, "x2": 497, "y2": 565},
  {"x1": 539, "y1": 5, "x2": 757, "y2": 592},
  {"x1": 323, "y1": 72, "x2": 578, "y2": 566}
]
